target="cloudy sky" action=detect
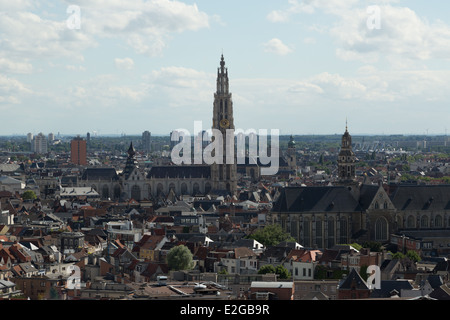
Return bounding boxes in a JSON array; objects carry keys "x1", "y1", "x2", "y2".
[{"x1": 1, "y1": 0, "x2": 450, "y2": 136}]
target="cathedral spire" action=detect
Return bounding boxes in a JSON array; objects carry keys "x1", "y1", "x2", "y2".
[
  {"x1": 217, "y1": 54, "x2": 229, "y2": 95},
  {"x1": 211, "y1": 54, "x2": 236, "y2": 195},
  {"x1": 127, "y1": 141, "x2": 136, "y2": 158}
]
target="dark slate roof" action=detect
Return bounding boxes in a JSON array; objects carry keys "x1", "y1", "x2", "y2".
[
  {"x1": 426, "y1": 275, "x2": 444, "y2": 289},
  {"x1": 433, "y1": 260, "x2": 450, "y2": 273},
  {"x1": 194, "y1": 200, "x2": 222, "y2": 211},
  {"x1": 358, "y1": 184, "x2": 380, "y2": 210},
  {"x1": 81, "y1": 168, "x2": 118, "y2": 181},
  {"x1": 147, "y1": 165, "x2": 211, "y2": 179},
  {"x1": 338, "y1": 268, "x2": 369, "y2": 290},
  {"x1": 429, "y1": 284, "x2": 450, "y2": 300},
  {"x1": 272, "y1": 186, "x2": 362, "y2": 213},
  {"x1": 390, "y1": 185, "x2": 450, "y2": 211},
  {"x1": 370, "y1": 280, "x2": 414, "y2": 298},
  {"x1": 258, "y1": 245, "x2": 293, "y2": 262}
]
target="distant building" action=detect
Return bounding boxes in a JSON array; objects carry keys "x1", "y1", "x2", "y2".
[
  {"x1": 26, "y1": 133, "x2": 33, "y2": 143},
  {"x1": 48, "y1": 133, "x2": 55, "y2": 142},
  {"x1": 142, "y1": 130, "x2": 151, "y2": 152},
  {"x1": 71, "y1": 136, "x2": 87, "y2": 166},
  {"x1": 337, "y1": 268, "x2": 371, "y2": 299},
  {"x1": 31, "y1": 132, "x2": 48, "y2": 154}
]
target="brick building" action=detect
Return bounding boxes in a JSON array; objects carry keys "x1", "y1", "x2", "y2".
[{"x1": 71, "y1": 136, "x2": 87, "y2": 166}]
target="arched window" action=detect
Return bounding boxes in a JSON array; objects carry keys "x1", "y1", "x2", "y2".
[
  {"x1": 290, "y1": 219, "x2": 298, "y2": 239},
  {"x1": 434, "y1": 215, "x2": 443, "y2": 228},
  {"x1": 113, "y1": 185, "x2": 121, "y2": 200},
  {"x1": 303, "y1": 218, "x2": 310, "y2": 247},
  {"x1": 383, "y1": 202, "x2": 388, "y2": 209},
  {"x1": 315, "y1": 219, "x2": 323, "y2": 249},
  {"x1": 327, "y1": 217, "x2": 335, "y2": 249},
  {"x1": 421, "y1": 215, "x2": 429, "y2": 228},
  {"x1": 205, "y1": 182, "x2": 212, "y2": 194},
  {"x1": 375, "y1": 217, "x2": 388, "y2": 241},
  {"x1": 131, "y1": 185, "x2": 141, "y2": 201},
  {"x1": 339, "y1": 218, "x2": 348, "y2": 244},
  {"x1": 157, "y1": 183, "x2": 164, "y2": 197},
  {"x1": 374, "y1": 202, "x2": 379, "y2": 210},
  {"x1": 407, "y1": 215, "x2": 415, "y2": 228},
  {"x1": 193, "y1": 183, "x2": 200, "y2": 195},
  {"x1": 181, "y1": 183, "x2": 188, "y2": 195},
  {"x1": 102, "y1": 185, "x2": 109, "y2": 199}
]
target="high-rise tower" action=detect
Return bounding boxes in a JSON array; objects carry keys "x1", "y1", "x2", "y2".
[
  {"x1": 70, "y1": 136, "x2": 87, "y2": 165},
  {"x1": 211, "y1": 55, "x2": 237, "y2": 195}
]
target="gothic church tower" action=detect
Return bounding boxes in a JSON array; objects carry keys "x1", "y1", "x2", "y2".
[
  {"x1": 211, "y1": 55, "x2": 237, "y2": 195},
  {"x1": 337, "y1": 122, "x2": 357, "y2": 183}
]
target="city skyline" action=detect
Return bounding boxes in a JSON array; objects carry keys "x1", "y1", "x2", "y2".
[{"x1": 2, "y1": 0, "x2": 450, "y2": 136}]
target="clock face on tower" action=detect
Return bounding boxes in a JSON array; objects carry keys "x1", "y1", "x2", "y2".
[{"x1": 220, "y1": 119, "x2": 230, "y2": 129}]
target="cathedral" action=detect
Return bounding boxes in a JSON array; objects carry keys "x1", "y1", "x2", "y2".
[
  {"x1": 271, "y1": 125, "x2": 450, "y2": 254},
  {"x1": 79, "y1": 55, "x2": 239, "y2": 201}
]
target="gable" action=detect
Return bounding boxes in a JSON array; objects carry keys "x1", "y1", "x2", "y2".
[{"x1": 366, "y1": 186, "x2": 394, "y2": 211}]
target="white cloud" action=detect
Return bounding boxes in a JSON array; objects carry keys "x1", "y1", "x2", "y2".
[
  {"x1": 267, "y1": 0, "x2": 315, "y2": 22},
  {"x1": 151, "y1": 66, "x2": 213, "y2": 89},
  {"x1": 66, "y1": 65, "x2": 86, "y2": 72},
  {"x1": 0, "y1": 11, "x2": 95, "y2": 61},
  {"x1": 263, "y1": 38, "x2": 293, "y2": 56},
  {"x1": 270, "y1": 1, "x2": 450, "y2": 65},
  {"x1": 0, "y1": 74, "x2": 32, "y2": 104},
  {"x1": 67, "y1": 0, "x2": 211, "y2": 56},
  {"x1": 114, "y1": 58, "x2": 135, "y2": 71},
  {"x1": 0, "y1": 58, "x2": 33, "y2": 74},
  {"x1": 331, "y1": 5, "x2": 450, "y2": 63}
]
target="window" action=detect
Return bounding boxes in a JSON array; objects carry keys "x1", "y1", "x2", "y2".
[
  {"x1": 315, "y1": 219, "x2": 322, "y2": 248},
  {"x1": 375, "y1": 217, "x2": 388, "y2": 241},
  {"x1": 327, "y1": 217, "x2": 335, "y2": 248},
  {"x1": 421, "y1": 215, "x2": 429, "y2": 228},
  {"x1": 339, "y1": 218, "x2": 348, "y2": 244},
  {"x1": 407, "y1": 215, "x2": 415, "y2": 228},
  {"x1": 435, "y1": 215, "x2": 443, "y2": 228},
  {"x1": 303, "y1": 268, "x2": 306, "y2": 276},
  {"x1": 303, "y1": 218, "x2": 310, "y2": 247}
]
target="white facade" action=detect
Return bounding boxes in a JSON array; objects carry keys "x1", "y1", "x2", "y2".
[{"x1": 31, "y1": 132, "x2": 48, "y2": 154}]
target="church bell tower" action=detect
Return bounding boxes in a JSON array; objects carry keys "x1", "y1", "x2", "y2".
[
  {"x1": 211, "y1": 55, "x2": 237, "y2": 195},
  {"x1": 337, "y1": 121, "x2": 357, "y2": 183}
]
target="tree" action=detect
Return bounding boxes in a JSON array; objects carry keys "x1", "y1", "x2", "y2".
[
  {"x1": 166, "y1": 245, "x2": 194, "y2": 271},
  {"x1": 362, "y1": 241, "x2": 382, "y2": 252},
  {"x1": 258, "y1": 265, "x2": 276, "y2": 275},
  {"x1": 247, "y1": 224, "x2": 295, "y2": 247},
  {"x1": 22, "y1": 190, "x2": 37, "y2": 201},
  {"x1": 392, "y1": 252, "x2": 405, "y2": 260},
  {"x1": 406, "y1": 250, "x2": 421, "y2": 263},
  {"x1": 258, "y1": 264, "x2": 291, "y2": 279},
  {"x1": 275, "y1": 265, "x2": 291, "y2": 279}
]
